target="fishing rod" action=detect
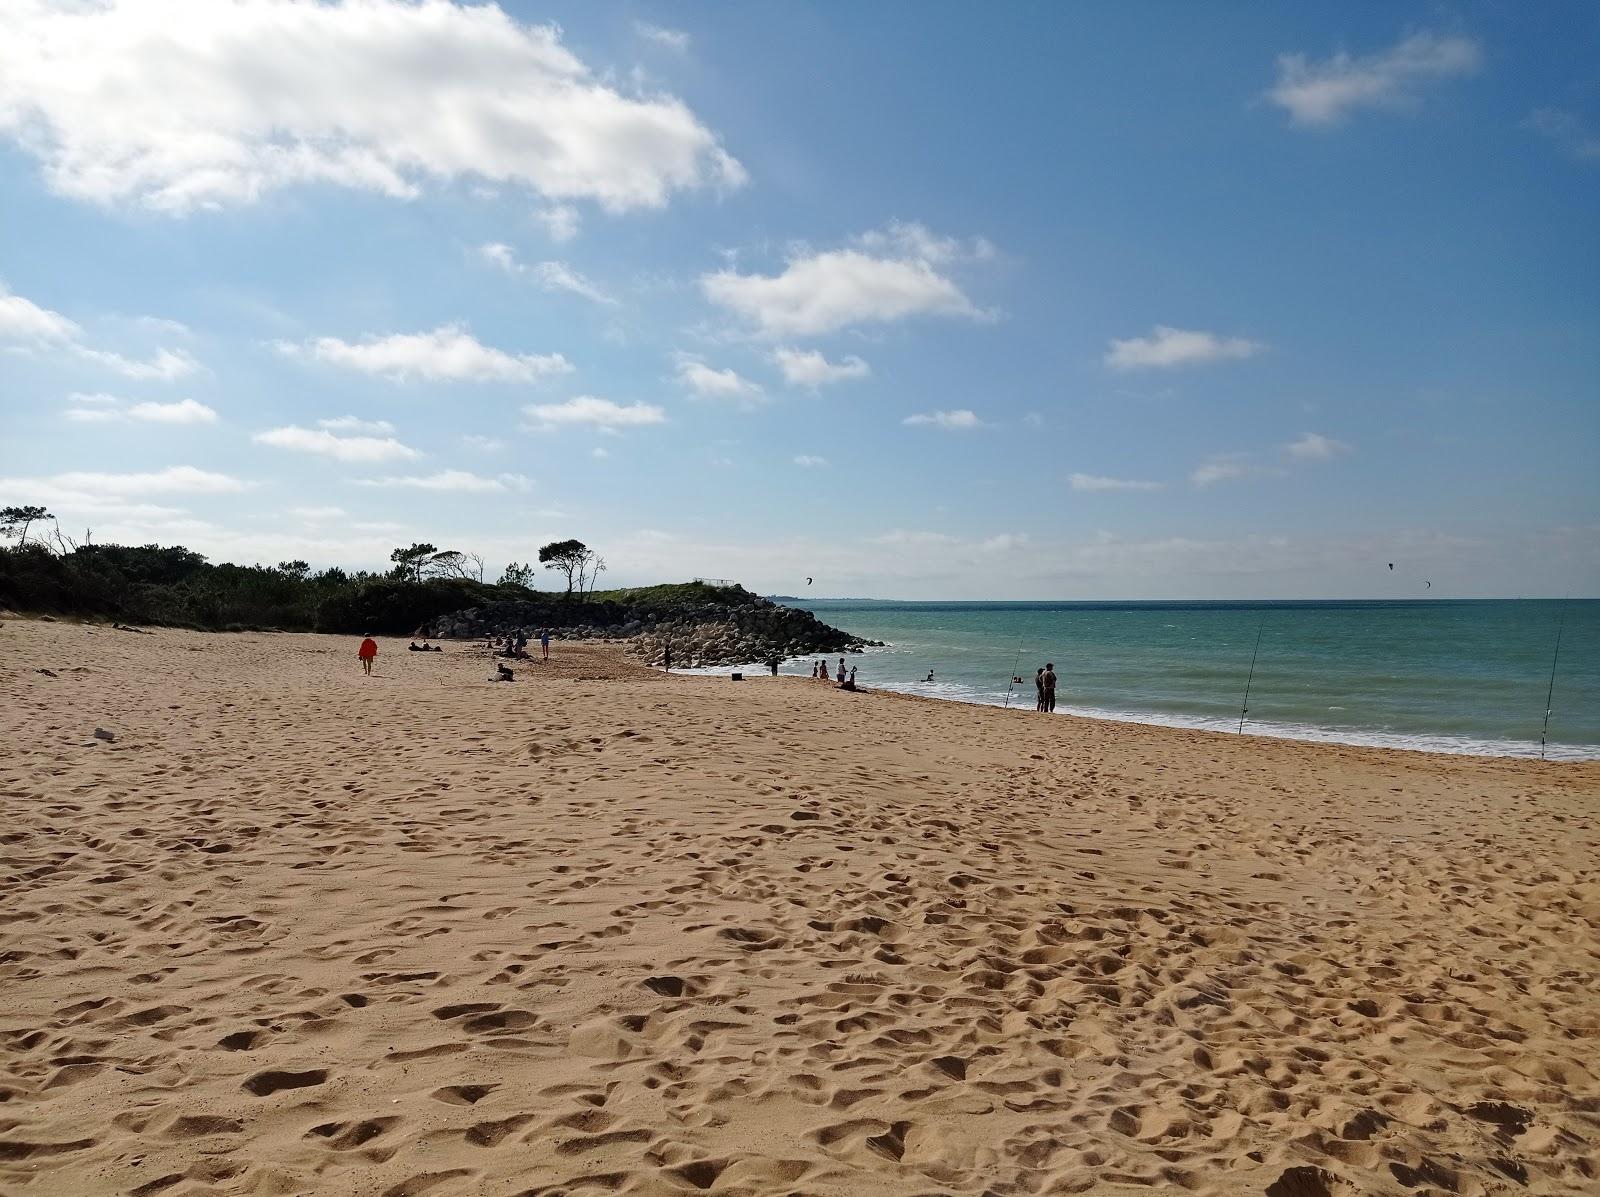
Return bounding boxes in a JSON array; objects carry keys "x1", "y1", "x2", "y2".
[
  {"x1": 1237, "y1": 611, "x2": 1268, "y2": 735},
  {"x1": 1539, "y1": 597, "x2": 1569, "y2": 761},
  {"x1": 1003, "y1": 635, "x2": 1026, "y2": 708}
]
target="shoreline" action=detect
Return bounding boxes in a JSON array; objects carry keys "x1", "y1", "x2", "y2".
[
  {"x1": 677, "y1": 658, "x2": 1600, "y2": 764},
  {"x1": 4, "y1": 622, "x2": 1597, "y2": 1196}
]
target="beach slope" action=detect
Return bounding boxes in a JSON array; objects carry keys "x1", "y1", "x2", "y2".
[{"x1": 2, "y1": 622, "x2": 1596, "y2": 1195}]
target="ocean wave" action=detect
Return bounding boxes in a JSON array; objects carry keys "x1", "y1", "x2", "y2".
[{"x1": 864, "y1": 679, "x2": 1600, "y2": 762}]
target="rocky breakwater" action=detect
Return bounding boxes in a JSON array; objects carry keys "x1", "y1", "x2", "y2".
[{"x1": 419, "y1": 583, "x2": 876, "y2": 669}]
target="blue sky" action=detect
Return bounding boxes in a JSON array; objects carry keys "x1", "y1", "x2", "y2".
[{"x1": 2, "y1": 0, "x2": 1595, "y2": 598}]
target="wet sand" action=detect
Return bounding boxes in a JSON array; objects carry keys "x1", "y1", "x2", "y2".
[{"x1": 2, "y1": 620, "x2": 1597, "y2": 1196}]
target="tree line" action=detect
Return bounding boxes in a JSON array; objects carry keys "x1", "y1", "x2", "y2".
[{"x1": 0, "y1": 504, "x2": 611, "y2": 633}]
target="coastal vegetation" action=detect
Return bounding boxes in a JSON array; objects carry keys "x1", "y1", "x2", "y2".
[{"x1": 0, "y1": 515, "x2": 867, "y2": 663}]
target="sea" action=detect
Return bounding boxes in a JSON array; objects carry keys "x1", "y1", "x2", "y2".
[{"x1": 753, "y1": 599, "x2": 1599, "y2": 761}]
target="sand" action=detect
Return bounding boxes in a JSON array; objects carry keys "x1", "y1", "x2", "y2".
[{"x1": 2, "y1": 620, "x2": 1597, "y2": 1197}]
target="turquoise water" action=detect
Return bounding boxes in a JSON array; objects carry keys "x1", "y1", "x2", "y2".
[{"x1": 766, "y1": 600, "x2": 1599, "y2": 761}]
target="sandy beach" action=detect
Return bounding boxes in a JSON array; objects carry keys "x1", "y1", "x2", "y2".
[{"x1": 2, "y1": 619, "x2": 1597, "y2": 1197}]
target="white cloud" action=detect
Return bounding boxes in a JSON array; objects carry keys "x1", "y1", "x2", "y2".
[
  {"x1": 0, "y1": 466, "x2": 248, "y2": 496},
  {"x1": 771, "y1": 347, "x2": 871, "y2": 387},
  {"x1": 353, "y1": 469, "x2": 515, "y2": 493},
  {"x1": 478, "y1": 242, "x2": 519, "y2": 273},
  {"x1": 674, "y1": 353, "x2": 763, "y2": 402},
  {"x1": 1070, "y1": 473, "x2": 1164, "y2": 492},
  {"x1": 476, "y1": 242, "x2": 614, "y2": 304},
  {"x1": 591, "y1": 446, "x2": 610, "y2": 459},
  {"x1": 1528, "y1": 108, "x2": 1600, "y2": 162},
  {"x1": 1284, "y1": 432, "x2": 1351, "y2": 460},
  {"x1": 0, "y1": 0, "x2": 745, "y2": 214},
  {"x1": 2, "y1": 285, "x2": 198, "y2": 379},
  {"x1": 701, "y1": 222, "x2": 986, "y2": 337},
  {"x1": 318, "y1": 415, "x2": 396, "y2": 436},
  {"x1": 903, "y1": 409, "x2": 982, "y2": 430},
  {"x1": 280, "y1": 325, "x2": 572, "y2": 383},
  {"x1": 289, "y1": 505, "x2": 346, "y2": 521},
  {"x1": 126, "y1": 398, "x2": 218, "y2": 424},
  {"x1": 635, "y1": 22, "x2": 690, "y2": 52},
  {"x1": 793, "y1": 454, "x2": 828, "y2": 468},
  {"x1": 531, "y1": 261, "x2": 616, "y2": 306},
  {"x1": 461, "y1": 434, "x2": 506, "y2": 452},
  {"x1": 74, "y1": 345, "x2": 202, "y2": 380},
  {"x1": 1267, "y1": 33, "x2": 1481, "y2": 126},
  {"x1": 1105, "y1": 326, "x2": 1263, "y2": 370},
  {"x1": 981, "y1": 533, "x2": 1029, "y2": 552},
  {"x1": 524, "y1": 396, "x2": 666, "y2": 429},
  {"x1": 64, "y1": 394, "x2": 217, "y2": 425},
  {"x1": 535, "y1": 204, "x2": 580, "y2": 243},
  {"x1": 255, "y1": 425, "x2": 421, "y2": 463},
  {"x1": 0, "y1": 283, "x2": 80, "y2": 341},
  {"x1": 1191, "y1": 457, "x2": 1252, "y2": 487}
]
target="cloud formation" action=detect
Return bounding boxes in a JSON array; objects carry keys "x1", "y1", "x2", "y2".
[
  {"x1": 280, "y1": 325, "x2": 571, "y2": 383},
  {"x1": 635, "y1": 22, "x2": 690, "y2": 52},
  {"x1": 477, "y1": 244, "x2": 615, "y2": 304},
  {"x1": 1267, "y1": 33, "x2": 1480, "y2": 126},
  {"x1": 1, "y1": 466, "x2": 248, "y2": 496},
  {"x1": 524, "y1": 396, "x2": 666, "y2": 429},
  {"x1": 903, "y1": 409, "x2": 981, "y2": 430},
  {"x1": 2, "y1": 283, "x2": 197, "y2": 378},
  {"x1": 701, "y1": 223, "x2": 986, "y2": 337},
  {"x1": 255, "y1": 425, "x2": 421, "y2": 463},
  {"x1": 1284, "y1": 432, "x2": 1351, "y2": 460},
  {"x1": 793, "y1": 454, "x2": 828, "y2": 468},
  {"x1": 1069, "y1": 473, "x2": 1164, "y2": 492},
  {"x1": 73, "y1": 345, "x2": 202, "y2": 381},
  {"x1": 353, "y1": 469, "x2": 525, "y2": 493},
  {"x1": 674, "y1": 354, "x2": 763, "y2": 402},
  {"x1": 0, "y1": 0, "x2": 745, "y2": 213},
  {"x1": 1528, "y1": 108, "x2": 1600, "y2": 162},
  {"x1": 1105, "y1": 326, "x2": 1263, "y2": 370},
  {"x1": 1191, "y1": 457, "x2": 1252, "y2": 487},
  {"x1": 771, "y1": 347, "x2": 871, "y2": 387},
  {"x1": 65, "y1": 396, "x2": 218, "y2": 425},
  {"x1": 1, "y1": 283, "x2": 80, "y2": 341}
]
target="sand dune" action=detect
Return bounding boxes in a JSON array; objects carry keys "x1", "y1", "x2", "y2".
[{"x1": 2, "y1": 620, "x2": 1597, "y2": 1196}]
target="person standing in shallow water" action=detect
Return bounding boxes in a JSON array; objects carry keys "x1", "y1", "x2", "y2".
[
  {"x1": 358, "y1": 635, "x2": 378, "y2": 676},
  {"x1": 1035, "y1": 667, "x2": 1045, "y2": 711},
  {"x1": 1042, "y1": 662, "x2": 1058, "y2": 713}
]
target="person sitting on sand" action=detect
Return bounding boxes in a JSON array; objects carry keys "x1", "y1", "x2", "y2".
[
  {"x1": 359, "y1": 636, "x2": 378, "y2": 675},
  {"x1": 496, "y1": 662, "x2": 514, "y2": 681},
  {"x1": 408, "y1": 641, "x2": 420, "y2": 652},
  {"x1": 838, "y1": 666, "x2": 858, "y2": 692}
]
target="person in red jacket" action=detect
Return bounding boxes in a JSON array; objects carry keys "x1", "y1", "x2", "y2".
[{"x1": 358, "y1": 636, "x2": 378, "y2": 676}]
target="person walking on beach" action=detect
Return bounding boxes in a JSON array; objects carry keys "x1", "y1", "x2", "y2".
[
  {"x1": 1042, "y1": 662, "x2": 1058, "y2": 713},
  {"x1": 358, "y1": 635, "x2": 378, "y2": 676},
  {"x1": 663, "y1": 644, "x2": 672, "y2": 672},
  {"x1": 541, "y1": 628, "x2": 551, "y2": 660},
  {"x1": 1035, "y1": 667, "x2": 1046, "y2": 711}
]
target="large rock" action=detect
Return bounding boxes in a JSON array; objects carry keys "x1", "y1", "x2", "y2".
[{"x1": 417, "y1": 583, "x2": 876, "y2": 668}]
